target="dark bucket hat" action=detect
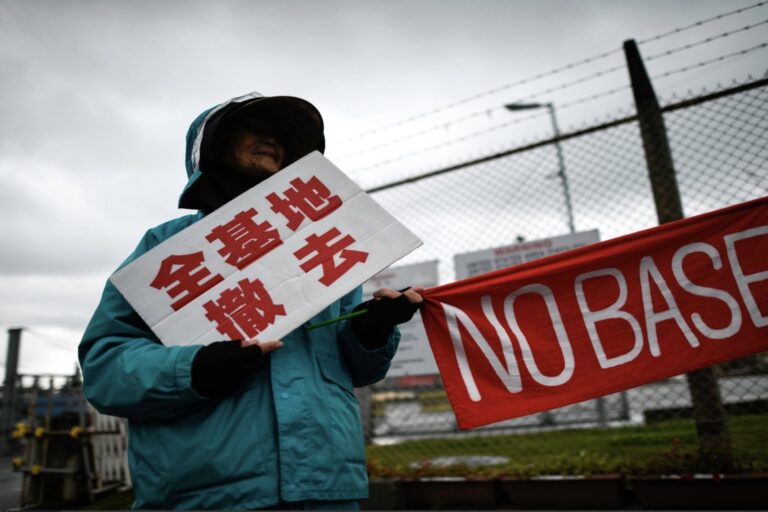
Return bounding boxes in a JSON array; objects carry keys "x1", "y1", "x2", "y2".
[{"x1": 200, "y1": 94, "x2": 325, "y2": 171}]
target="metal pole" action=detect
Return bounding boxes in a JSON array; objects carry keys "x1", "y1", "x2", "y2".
[
  {"x1": 547, "y1": 104, "x2": 598, "y2": 427},
  {"x1": 547, "y1": 103, "x2": 576, "y2": 234},
  {"x1": 623, "y1": 38, "x2": 733, "y2": 470},
  {"x1": 596, "y1": 396, "x2": 608, "y2": 429},
  {"x1": 2, "y1": 327, "x2": 22, "y2": 454}
]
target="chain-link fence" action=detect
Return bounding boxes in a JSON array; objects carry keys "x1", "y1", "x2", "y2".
[{"x1": 359, "y1": 76, "x2": 768, "y2": 479}]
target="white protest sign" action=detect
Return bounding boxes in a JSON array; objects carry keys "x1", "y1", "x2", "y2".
[
  {"x1": 454, "y1": 229, "x2": 600, "y2": 279},
  {"x1": 111, "y1": 151, "x2": 422, "y2": 346},
  {"x1": 363, "y1": 260, "x2": 439, "y2": 377}
]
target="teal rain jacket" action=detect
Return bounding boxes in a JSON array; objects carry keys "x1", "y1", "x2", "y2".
[{"x1": 79, "y1": 95, "x2": 400, "y2": 510}]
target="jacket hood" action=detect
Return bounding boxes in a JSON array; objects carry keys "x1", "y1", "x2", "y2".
[{"x1": 179, "y1": 92, "x2": 325, "y2": 211}]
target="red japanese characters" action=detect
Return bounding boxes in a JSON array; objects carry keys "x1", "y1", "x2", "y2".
[
  {"x1": 267, "y1": 176, "x2": 342, "y2": 231},
  {"x1": 294, "y1": 228, "x2": 369, "y2": 286},
  {"x1": 203, "y1": 278, "x2": 287, "y2": 339},
  {"x1": 149, "y1": 174, "x2": 369, "y2": 339},
  {"x1": 206, "y1": 208, "x2": 282, "y2": 270},
  {"x1": 150, "y1": 252, "x2": 224, "y2": 311}
]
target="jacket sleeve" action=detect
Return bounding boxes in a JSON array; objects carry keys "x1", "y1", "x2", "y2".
[
  {"x1": 335, "y1": 286, "x2": 400, "y2": 387},
  {"x1": 79, "y1": 229, "x2": 208, "y2": 422}
]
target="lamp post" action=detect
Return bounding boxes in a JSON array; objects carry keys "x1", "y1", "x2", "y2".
[
  {"x1": 505, "y1": 103, "x2": 617, "y2": 429},
  {"x1": 505, "y1": 102, "x2": 575, "y2": 234}
]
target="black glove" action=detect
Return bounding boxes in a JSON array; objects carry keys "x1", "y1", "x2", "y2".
[
  {"x1": 191, "y1": 341, "x2": 266, "y2": 397},
  {"x1": 350, "y1": 293, "x2": 421, "y2": 349}
]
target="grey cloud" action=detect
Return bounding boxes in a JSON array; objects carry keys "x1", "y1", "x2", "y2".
[{"x1": 0, "y1": 273, "x2": 106, "y2": 331}]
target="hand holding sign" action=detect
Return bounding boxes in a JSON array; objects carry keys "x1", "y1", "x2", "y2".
[
  {"x1": 242, "y1": 339, "x2": 284, "y2": 353},
  {"x1": 373, "y1": 286, "x2": 426, "y2": 303},
  {"x1": 350, "y1": 287, "x2": 424, "y2": 349},
  {"x1": 190, "y1": 338, "x2": 284, "y2": 397}
]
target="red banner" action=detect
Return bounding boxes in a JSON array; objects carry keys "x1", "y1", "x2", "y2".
[{"x1": 421, "y1": 197, "x2": 768, "y2": 430}]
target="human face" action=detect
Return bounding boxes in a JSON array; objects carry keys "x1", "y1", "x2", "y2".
[{"x1": 226, "y1": 128, "x2": 286, "y2": 177}]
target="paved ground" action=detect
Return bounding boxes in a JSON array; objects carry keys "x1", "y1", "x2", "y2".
[{"x1": 0, "y1": 456, "x2": 22, "y2": 511}]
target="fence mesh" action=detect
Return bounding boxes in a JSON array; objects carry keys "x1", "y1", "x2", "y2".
[{"x1": 360, "y1": 78, "x2": 768, "y2": 478}]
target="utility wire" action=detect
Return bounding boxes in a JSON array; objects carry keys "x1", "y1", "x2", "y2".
[
  {"x1": 337, "y1": 0, "x2": 768, "y2": 145},
  {"x1": 350, "y1": 42, "x2": 767, "y2": 174},
  {"x1": 24, "y1": 327, "x2": 77, "y2": 352},
  {"x1": 17, "y1": 365, "x2": 63, "y2": 374},
  {"x1": 336, "y1": 19, "x2": 768, "y2": 161}
]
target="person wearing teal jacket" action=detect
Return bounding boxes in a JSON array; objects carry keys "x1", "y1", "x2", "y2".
[{"x1": 79, "y1": 92, "x2": 423, "y2": 510}]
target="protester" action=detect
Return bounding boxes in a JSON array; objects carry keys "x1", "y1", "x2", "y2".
[{"x1": 79, "y1": 92, "x2": 423, "y2": 510}]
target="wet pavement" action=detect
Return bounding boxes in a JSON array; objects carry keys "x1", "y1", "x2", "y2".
[{"x1": 0, "y1": 456, "x2": 22, "y2": 511}]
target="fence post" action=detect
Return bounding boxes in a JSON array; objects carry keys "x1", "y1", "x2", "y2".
[
  {"x1": 2, "y1": 327, "x2": 22, "y2": 455},
  {"x1": 623, "y1": 39, "x2": 733, "y2": 469},
  {"x1": 355, "y1": 387, "x2": 374, "y2": 444}
]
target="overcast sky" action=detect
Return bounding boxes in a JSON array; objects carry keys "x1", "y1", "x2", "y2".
[{"x1": 1, "y1": 0, "x2": 766, "y2": 379}]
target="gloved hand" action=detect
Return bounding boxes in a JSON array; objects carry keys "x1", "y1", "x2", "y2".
[
  {"x1": 191, "y1": 340, "x2": 281, "y2": 397},
  {"x1": 351, "y1": 288, "x2": 423, "y2": 349}
]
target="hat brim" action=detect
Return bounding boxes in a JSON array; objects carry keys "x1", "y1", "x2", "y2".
[{"x1": 203, "y1": 95, "x2": 325, "y2": 169}]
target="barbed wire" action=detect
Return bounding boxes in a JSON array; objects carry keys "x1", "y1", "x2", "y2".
[
  {"x1": 336, "y1": 1, "x2": 768, "y2": 146},
  {"x1": 336, "y1": 19, "x2": 768, "y2": 161},
  {"x1": 349, "y1": 42, "x2": 767, "y2": 175},
  {"x1": 560, "y1": 42, "x2": 768, "y2": 110},
  {"x1": 335, "y1": 61, "x2": 627, "y2": 160},
  {"x1": 334, "y1": 47, "x2": 621, "y2": 146},
  {"x1": 652, "y1": 41, "x2": 768, "y2": 82},
  {"x1": 636, "y1": 0, "x2": 767, "y2": 45},
  {"x1": 347, "y1": 110, "x2": 551, "y2": 173},
  {"x1": 645, "y1": 19, "x2": 768, "y2": 62}
]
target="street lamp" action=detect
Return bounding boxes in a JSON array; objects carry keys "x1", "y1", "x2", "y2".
[
  {"x1": 506, "y1": 104, "x2": 619, "y2": 429},
  {"x1": 504, "y1": 102, "x2": 575, "y2": 234}
]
